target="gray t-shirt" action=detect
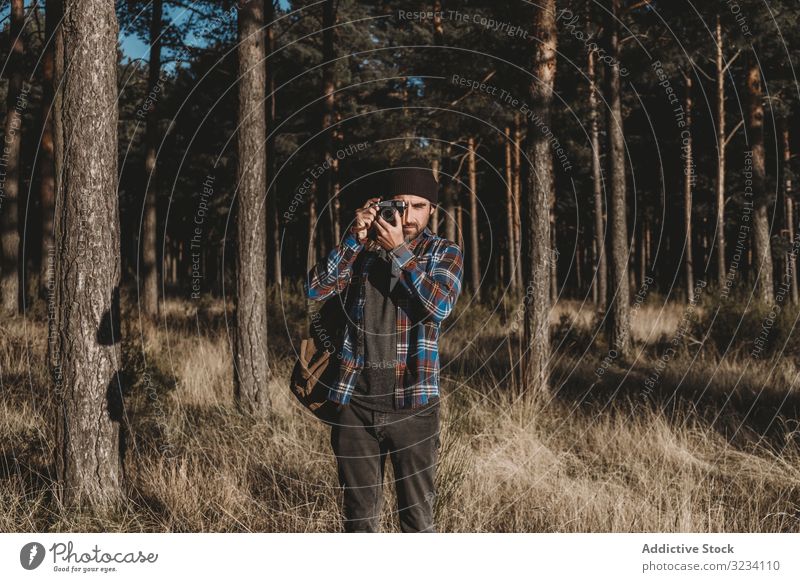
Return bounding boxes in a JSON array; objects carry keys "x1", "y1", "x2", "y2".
[{"x1": 350, "y1": 246, "x2": 439, "y2": 414}]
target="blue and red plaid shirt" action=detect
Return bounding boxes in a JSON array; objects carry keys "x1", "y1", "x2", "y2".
[{"x1": 304, "y1": 226, "x2": 464, "y2": 409}]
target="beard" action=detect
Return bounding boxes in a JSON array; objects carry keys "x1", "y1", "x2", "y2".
[{"x1": 403, "y1": 222, "x2": 422, "y2": 242}]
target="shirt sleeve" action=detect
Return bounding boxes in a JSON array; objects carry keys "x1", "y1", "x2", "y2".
[
  {"x1": 390, "y1": 239, "x2": 464, "y2": 324},
  {"x1": 304, "y1": 230, "x2": 363, "y2": 302}
]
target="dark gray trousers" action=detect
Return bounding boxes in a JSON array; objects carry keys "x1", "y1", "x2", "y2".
[{"x1": 329, "y1": 402, "x2": 441, "y2": 532}]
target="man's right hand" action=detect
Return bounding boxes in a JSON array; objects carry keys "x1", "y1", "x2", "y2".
[{"x1": 352, "y1": 197, "x2": 380, "y2": 243}]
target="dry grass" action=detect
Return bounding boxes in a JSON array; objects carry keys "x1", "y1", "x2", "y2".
[{"x1": 1, "y1": 290, "x2": 799, "y2": 532}]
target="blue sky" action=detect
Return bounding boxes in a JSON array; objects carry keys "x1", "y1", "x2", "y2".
[{"x1": 120, "y1": 1, "x2": 291, "y2": 64}]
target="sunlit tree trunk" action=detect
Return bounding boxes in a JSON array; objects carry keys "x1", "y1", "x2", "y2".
[
  {"x1": 53, "y1": 0, "x2": 124, "y2": 510},
  {"x1": 234, "y1": 0, "x2": 271, "y2": 413},
  {"x1": 715, "y1": 15, "x2": 728, "y2": 289},
  {"x1": 1, "y1": 0, "x2": 25, "y2": 314},
  {"x1": 782, "y1": 121, "x2": 798, "y2": 304},
  {"x1": 589, "y1": 47, "x2": 607, "y2": 310},
  {"x1": 603, "y1": 0, "x2": 631, "y2": 357},
  {"x1": 467, "y1": 136, "x2": 480, "y2": 300},
  {"x1": 683, "y1": 72, "x2": 695, "y2": 302},
  {"x1": 746, "y1": 54, "x2": 773, "y2": 304},
  {"x1": 521, "y1": 0, "x2": 556, "y2": 395}
]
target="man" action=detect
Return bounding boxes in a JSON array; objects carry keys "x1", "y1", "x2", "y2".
[{"x1": 304, "y1": 163, "x2": 464, "y2": 532}]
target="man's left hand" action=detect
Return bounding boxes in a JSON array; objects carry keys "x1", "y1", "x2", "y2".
[{"x1": 373, "y1": 211, "x2": 405, "y2": 251}]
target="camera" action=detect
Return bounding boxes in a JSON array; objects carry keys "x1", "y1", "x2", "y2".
[{"x1": 373, "y1": 200, "x2": 408, "y2": 226}]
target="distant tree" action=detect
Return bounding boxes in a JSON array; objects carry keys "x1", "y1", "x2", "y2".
[
  {"x1": 601, "y1": 0, "x2": 631, "y2": 358},
  {"x1": 1, "y1": 0, "x2": 25, "y2": 314}
]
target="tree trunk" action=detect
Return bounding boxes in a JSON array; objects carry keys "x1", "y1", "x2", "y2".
[
  {"x1": 550, "y1": 210, "x2": 557, "y2": 301},
  {"x1": 746, "y1": 54, "x2": 773, "y2": 304},
  {"x1": 234, "y1": 0, "x2": 271, "y2": 414},
  {"x1": 1, "y1": 0, "x2": 25, "y2": 315},
  {"x1": 715, "y1": 15, "x2": 728, "y2": 289},
  {"x1": 39, "y1": 0, "x2": 60, "y2": 302},
  {"x1": 504, "y1": 127, "x2": 516, "y2": 289},
  {"x1": 53, "y1": 0, "x2": 123, "y2": 510},
  {"x1": 321, "y1": 0, "x2": 337, "y2": 254},
  {"x1": 141, "y1": 0, "x2": 163, "y2": 317},
  {"x1": 589, "y1": 47, "x2": 607, "y2": 310},
  {"x1": 513, "y1": 112, "x2": 523, "y2": 291},
  {"x1": 683, "y1": 73, "x2": 695, "y2": 302},
  {"x1": 266, "y1": 0, "x2": 281, "y2": 286},
  {"x1": 455, "y1": 191, "x2": 463, "y2": 249},
  {"x1": 467, "y1": 136, "x2": 480, "y2": 300},
  {"x1": 443, "y1": 173, "x2": 457, "y2": 243},
  {"x1": 783, "y1": 121, "x2": 798, "y2": 303},
  {"x1": 521, "y1": 0, "x2": 556, "y2": 396},
  {"x1": 603, "y1": 0, "x2": 631, "y2": 357}
]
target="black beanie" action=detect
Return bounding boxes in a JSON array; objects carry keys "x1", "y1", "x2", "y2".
[{"x1": 374, "y1": 164, "x2": 439, "y2": 205}]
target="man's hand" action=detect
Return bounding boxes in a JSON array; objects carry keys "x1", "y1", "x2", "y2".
[
  {"x1": 373, "y1": 211, "x2": 405, "y2": 251},
  {"x1": 352, "y1": 197, "x2": 380, "y2": 243}
]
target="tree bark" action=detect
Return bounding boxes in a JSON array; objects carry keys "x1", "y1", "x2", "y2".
[
  {"x1": 513, "y1": 112, "x2": 523, "y2": 291},
  {"x1": 683, "y1": 73, "x2": 695, "y2": 302},
  {"x1": 746, "y1": 54, "x2": 773, "y2": 304},
  {"x1": 603, "y1": 0, "x2": 631, "y2": 357},
  {"x1": 141, "y1": 0, "x2": 163, "y2": 317},
  {"x1": 715, "y1": 15, "x2": 728, "y2": 289},
  {"x1": 504, "y1": 127, "x2": 516, "y2": 289},
  {"x1": 521, "y1": 0, "x2": 556, "y2": 395},
  {"x1": 589, "y1": 47, "x2": 607, "y2": 310},
  {"x1": 320, "y1": 0, "x2": 337, "y2": 254},
  {"x1": 782, "y1": 121, "x2": 798, "y2": 303},
  {"x1": 266, "y1": 0, "x2": 281, "y2": 286},
  {"x1": 53, "y1": 0, "x2": 123, "y2": 510},
  {"x1": 39, "y1": 0, "x2": 60, "y2": 302},
  {"x1": 234, "y1": 0, "x2": 271, "y2": 414},
  {"x1": 467, "y1": 136, "x2": 480, "y2": 300},
  {"x1": 431, "y1": 157, "x2": 440, "y2": 235},
  {"x1": 1, "y1": 0, "x2": 25, "y2": 315}
]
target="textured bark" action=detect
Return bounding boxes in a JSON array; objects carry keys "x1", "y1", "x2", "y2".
[
  {"x1": 783, "y1": 122, "x2": 798, "y2": 303},
  {"x1": 39, "y1": 0, "x2": 60, "y2": 301},
  {"x1": 504, "y1": 127, "x2": 516, "y2": 290},
  {"x1": 265, "y1": 0, "x2": 281, "y2": 286},
  {"x1": 467, "y1": 136, "x2": 480, "y2": 300},
  {"x1": 1, "y1": 0, "x2": 25, "y2": 314},
  {"x1": 142, "y1": 0, "x2": 163, "y2": 317},
  {"x1": 513, "y1": 112, "x2": 523, "y2": 290},
  {"x1": 521, "y1": 0, "x2": 556, "y2": 395},
  {"x1": 746, "y1": 55, "x2": 773, "y2": 304},
  {"x1": 53, "y1": 0, "x2": 123, "y2": 510},
  {"x1": 683, "y1": 73, "x2": 695, "y2": 302},
  {"x1": 603, "y1": 0, "x2": 631, "y2": 357},
  {"x1": 589, "y1": 48, "x2": 607, "y2": 310},
  {"x1": 234, "y1": 0, "x2": 271, "y2": 414},
  {"x1": 715, "y1": 16, "x2": 728, "y2": 289}
]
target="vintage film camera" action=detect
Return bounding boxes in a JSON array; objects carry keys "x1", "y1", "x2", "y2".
[{"x1": 373, "y1": 199, "x2": 408, "y2": 226}]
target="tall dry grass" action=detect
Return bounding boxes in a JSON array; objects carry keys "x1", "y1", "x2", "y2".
[{"x1": 1, "y1": 287, "x2": 799, "y2": 532}]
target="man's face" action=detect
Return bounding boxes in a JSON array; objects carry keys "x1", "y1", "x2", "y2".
[{"x1": 390, "y1": 194, "x2": 435, "y2": 242}]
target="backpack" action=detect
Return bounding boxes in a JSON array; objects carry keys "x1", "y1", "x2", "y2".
[{"x1": 289, "y1": 291, "x2": 349, "y2": 425}]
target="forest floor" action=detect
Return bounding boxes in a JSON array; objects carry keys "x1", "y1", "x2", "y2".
[{"x1": 2, "y1": 283, "x2": 800, "y2": 532}]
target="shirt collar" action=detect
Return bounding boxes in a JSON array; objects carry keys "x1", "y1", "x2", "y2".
[{"x1": 408, "y1": 226, "x2": 432, "y2": 252}]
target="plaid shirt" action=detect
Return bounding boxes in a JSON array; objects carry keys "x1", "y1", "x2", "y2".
[{"x1": 304, "y1": 226, "x2": 464, "y2": 409}]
